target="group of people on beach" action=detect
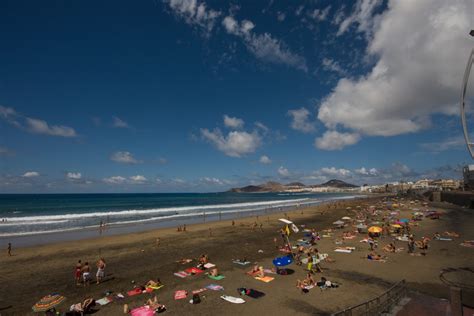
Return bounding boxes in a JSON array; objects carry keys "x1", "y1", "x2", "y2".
[{"x1": 75, "y1": 258, "x2": 106, "y2": 286}]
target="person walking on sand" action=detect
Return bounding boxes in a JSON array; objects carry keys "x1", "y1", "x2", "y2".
[
  {"x1": 82, "y1": 262, "x2": 91, "y2": 286},
  {"x1": 75, "y1": 260, "x2": 83, "y2": 285},
  {"x1": 96, "y1": 258, "x2": 106, "y2": 284},
  {"x1": 7, "y1": 242, "x2": 12, "y2": 256}
]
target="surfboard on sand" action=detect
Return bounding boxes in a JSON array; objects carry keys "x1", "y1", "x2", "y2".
[{"x1": 220, "y1": 295, "x2": 245, "y2": 304}]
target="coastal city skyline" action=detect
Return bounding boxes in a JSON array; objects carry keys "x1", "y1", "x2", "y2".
[{"x1": 1, "y1": 0, "x2": 471, "y2": 193}]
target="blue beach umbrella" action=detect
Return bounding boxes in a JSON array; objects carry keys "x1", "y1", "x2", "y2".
[{"x1": 272, "y1": 255, "x2": 293, "y2": 267}]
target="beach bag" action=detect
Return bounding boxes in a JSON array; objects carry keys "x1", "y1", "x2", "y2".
[{"x1": 191, "y1": 293, "x2": 201, "y2": 304}]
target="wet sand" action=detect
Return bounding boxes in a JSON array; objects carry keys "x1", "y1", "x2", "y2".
[{"x1": 1, "y1": 196, "x2": 473, "y2": 315}]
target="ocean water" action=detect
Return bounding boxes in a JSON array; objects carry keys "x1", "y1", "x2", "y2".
[{"x1": 0, "y1": 192, "x2": 356, "y2": 238}]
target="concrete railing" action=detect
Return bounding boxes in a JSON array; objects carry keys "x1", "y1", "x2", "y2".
[{"x1": 332, "y1": 280, "x2": 407, "y2": 316}]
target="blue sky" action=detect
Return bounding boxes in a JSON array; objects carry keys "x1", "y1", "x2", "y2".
[{"x1": 0, "y1": 0, "x2": 472, "y2": 193}]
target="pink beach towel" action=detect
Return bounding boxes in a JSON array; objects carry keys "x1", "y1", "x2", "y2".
[
  {"x1": 130, "y1": 306, "x2": 155, "y2": 316},
  {"x1": 174, "y1": 271, "x2": 190, "y2": 278},
  {"x1": 185, "y1": 267, "x2": 204, "y2": 275},
  {"x1": 174, "y1": 290, "x2": 188, "y2": 300}
]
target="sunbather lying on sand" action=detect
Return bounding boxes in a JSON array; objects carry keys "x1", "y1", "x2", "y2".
[
  {"x1": 367, "y1": 252, "x2": 386, "y2": 261},
  {"x1": 210, "y1": 268, "x2": 220, "y2": 277},
  {"x1": 382, "y1": 243, "x2": 396, "y2": 253},
  {"x1": 296, "y1": 272, "x2": 315, "y2": 291},
  {"x1": 444, "y1": 231, "x2": 460, "y2": 238},
  {"x1": 247, "y1": 265, "x2": 264, "y2": 277},
  {"x1": 146, "y1": 296, "x2": 166, "y2": 313},
  {"x1": 146, "y1": 278, "x2": 162, "y2": 288}
]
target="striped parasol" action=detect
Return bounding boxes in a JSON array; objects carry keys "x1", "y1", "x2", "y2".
[{"x1": 32, "y1": 294, "x2": 66, "y2": 312}]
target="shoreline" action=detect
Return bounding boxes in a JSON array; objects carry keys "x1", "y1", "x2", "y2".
[{"x1": 1, "y1": 194, "x2": 367, "y2": 248}]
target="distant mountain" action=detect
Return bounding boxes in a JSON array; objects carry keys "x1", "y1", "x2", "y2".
[
  {"x1": 229, "y1": 181, "x2": 285, "y2": 193},
  {"x1": 319, "y1": 179, "x2": 358, "y2": 188},
  {"x1": 229, "y1": 179, "x2": 357, "y2": 193},
  {"x1": 286, "y1": 182, "x2": 306, "y2": 187}
]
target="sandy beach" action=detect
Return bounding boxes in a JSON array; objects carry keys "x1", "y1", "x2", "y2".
[{"x1": 1, "y1": 195, "x2": 473, "y2": 315}]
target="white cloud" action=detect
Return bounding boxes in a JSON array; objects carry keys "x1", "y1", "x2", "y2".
[
  {"x1": 113, "y1": 116, "x2": 129, "y2": 128},
  {"x1": 130, "y1": 175, "x2": 147, "y2": 183},
  {"x1": 223, "y1": 114, "x2": 244, "y2": 129},
  {"x1": 254, "y1": 121, "x2": 269, "y2": 132},
  {"x1": 200, "y1": 177, "x2": 230, "y2": 186},
  {"x1": 354, "y1": 167, "x2": 378, "y2": 176},
  {"x1": 309, "y1": 6, "x2": 331, "y2": 21},
  {"x1": 320, "y1": 167, "x2": 351, "y2": 178},
  {"x1": 322, "y1": 58, "x2": 347, "y2": 76},
  {"x1": 201, "y1": 128, "x2": 261, "y2": 157},
  {"x1": 420, "y1": 136, "x2": 465, "y2": 153},
  {"x1": 278, "y1": 166, "x2": 290, "y2": 177},
  {"x1": 164, "y1": 0, "x2": 221, "y2": 35},
  {"x1": 110, "y1": 151, "x2": 141, "y2": 164},
  {"x1": 22, "y1": 171, "x2": 40, "y2": 178},
  {"x1": 315, "y1": 131, "x2": 360, "y2": 150},
  {"x1": 103, "y1": 176, "x2": 126, "y2": 184},
  {"x1": 259, "y1": 155, "x2": 272, "y2": 164},
  {"x1": 0, "y1": 106, "x2": 77, "y2": 137},
  {"x1": 337, "y1": 0, "x2": 381, "y2": 37},
  {"x1": 158, "y1": 157, "x2": 168, "y2": 164},
  {"x1": 288, "y1": 107, "x2": 315, "y2": 133},
  {"x1": 66, "y1": 172, "x2": 82, "y2": 180},
  {"x1": 318, "y1": 0, "x2": 471, "y2": 147},
  {"x1": 222, "y1": 16, "x2": 307, "y2": 71}
]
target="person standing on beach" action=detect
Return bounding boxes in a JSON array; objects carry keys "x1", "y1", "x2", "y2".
[
  {"x1": 82, "y1": 262, "x2": 91, "y2": 286},
  {"x1": 75, "y1": 260, "x2": 82, "y2": 285},
  {"x1": 96, "y1": 258, "x2": 106, "y2": 284},
  {"x1": 7, "y1": 242, "x2": 12, "y2": 256}
]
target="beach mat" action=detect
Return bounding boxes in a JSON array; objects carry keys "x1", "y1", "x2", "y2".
[
  {"x1": 96, "y1": 297, "x2": 113, "y2": 306},
  {"x1": 185, "y1": 267, "x2": 204, "y2": 275},
  {"x1": 204, "y1": 263, "x2": 216, "y2": 269},
  {"x1": 233, "y1": 260, "x2": 251, "y2": 266},
  {"x1": 146, "y1": 284, "x2": 164, "y2": 291},
  {"x1": 334, "y1": 249, "x2": 352, "y2": 253},
  {"x1": 255, "y1": 276, "x2": 274, "y2": 283},
  {"x1": 127, "y1": 288, "x2": 143, "y2": 296},
  {"x1": 174, "y1": 290, "x2": 188, "y2": 300},
  {"x1": 206, "y1": 284, "x2": 224, "y2": 291},
  {"x1": 174, "y1": 271, "x2": 190, "y2": 278},
  {"x1": 192, "y1": 288, "x2": 207, "y2": 294},
  {"x1": 208, "y1": 275, "x2": 225, "y2": 280}
]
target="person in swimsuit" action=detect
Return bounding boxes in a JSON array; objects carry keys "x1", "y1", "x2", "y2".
[
  {"x1": 75, "y1": 260, "x2": 82, "y2": 285},
  {"x1": 82, "y1": 262, "x2": 91, "y2": 286},
  {"x1": 96, "y1": 258, "x2": 106, "y2": 284}
]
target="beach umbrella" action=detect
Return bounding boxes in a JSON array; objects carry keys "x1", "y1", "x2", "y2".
[
  {"x1": 130, "y1": 306, "x2": 155, "y2": 316},
  {"x1": 399, "y1": 218, "x2": 409, "y2": 223},
  {"x1": 333, "y1": 220, "x2": 344, "y2": 225},
  {"x1": 368, "y1": 226, "x2": 382, "y2": 233},
  {"x1": 32, "y1": 294, "x2": 66, "y2": 312},
  {"x1": 342, "y1": 216, "x2": 351, "y2": 220},
  {"x1": 391, "y1": 224, "x2": 402, "y2": 228},
  {"x1": 272, "y1": 255, "x2": 293, "y2": 267}
]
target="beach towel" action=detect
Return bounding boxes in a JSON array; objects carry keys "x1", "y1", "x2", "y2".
[
  {"x1": 174, "y1": 290, "x2": 188, "y2": 300},
  {"x1": 174, "y1": 271, "x2": 190, "y2": 278},
  {"x1": 96, "y1": 297, "x2": 113, "y2": 306},
  {"x1": 208, "y1": 274, "x2": 225, "y2": 280},
  {"x1": 185, "y1": 267, "x2": 204, "y2": 275},
  {"x1": 130, "y1": 306, "x2": 155, "y2": 316},
  {"x1": 233, "y1": 260, "x2": 251, "y2": 266},
  {"x1": 206, "y1": 284, "x2": 224, "y2": 291},
  {"x1": 192, "y1": 288, "x2": 207, "y2": 294},
  {"x1": 435, "y1": 237, "x2": 452, "y2": 241},
  {"x1": 204, "y1": 263, "x2": 216, "y2": 269},
  {"x1": 343, "y1": 236, "x2": 356, "y2": 240},
  {"x1": 127, "y1": 288, "x2": 143, "y2": 296},
  {"x1": 460, "y1": 242, "x2": 474, "y2": 248},
  {"x1": 255, "y1": 276, "x2": 274, "y2": 283},
  {"x1": 334, "y1": 249, "x2": 352, "y2": 253}
]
